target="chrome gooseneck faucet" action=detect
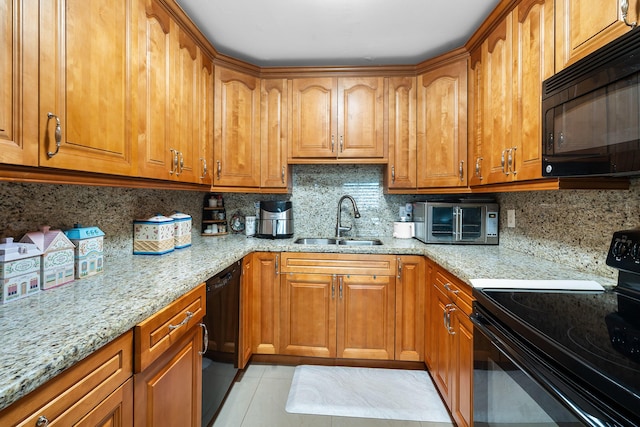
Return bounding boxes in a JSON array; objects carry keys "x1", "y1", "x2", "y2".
[{"x1": 335, "y1": 195, "x2": 361, "y2": 238}]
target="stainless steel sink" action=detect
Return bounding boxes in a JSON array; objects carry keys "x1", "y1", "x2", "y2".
[
  {"x1": 293, "y1": 237, "x2": 338, "y2": 245},
  {"x1": 337, "y1": 238, "x2": 383, "y2": 246},
  {"x1": 293, "y1": 237, "x2": 382, "y2": 246}
]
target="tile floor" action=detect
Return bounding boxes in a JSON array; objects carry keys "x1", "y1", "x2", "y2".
[{"x1": 212, "y1": 363, "x2": 455, "y2": 427}]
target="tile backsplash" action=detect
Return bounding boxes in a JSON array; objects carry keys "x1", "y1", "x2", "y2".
[{"x1": 0, "y1": 166, "x2": 637, "y2": 278}]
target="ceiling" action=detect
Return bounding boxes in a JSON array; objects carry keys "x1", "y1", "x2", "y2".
[{"x1": 176, "y1": 0, "x2": 501, "y2": 67}]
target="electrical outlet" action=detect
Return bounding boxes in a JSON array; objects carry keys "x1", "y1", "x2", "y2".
[{"x1": 507, "y1": 209, "x2": 516, "y2": 228}]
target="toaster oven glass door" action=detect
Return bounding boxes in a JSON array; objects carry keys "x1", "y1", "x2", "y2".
[{"x1": 428, "y1": 205, "x2": 484, "y2": 243}]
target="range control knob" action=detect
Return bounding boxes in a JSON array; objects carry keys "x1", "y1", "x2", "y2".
[
  {"x1": 631, "y1": 242, "x2": 640, "y2": 261},
  {"x1": 612, "y1": 240, "x2": 628, "y2": 258}
]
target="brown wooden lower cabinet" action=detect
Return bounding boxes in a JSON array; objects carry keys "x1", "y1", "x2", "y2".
[
  {"x1": 133, "y1": 283, "x2": 206, "y2": 427},
  {"x1": 0, "y1": 331, "x2": 133, "y2": 427},
  {"x1": 425, "y1": 259, "x2": 473, "y2": 427}
]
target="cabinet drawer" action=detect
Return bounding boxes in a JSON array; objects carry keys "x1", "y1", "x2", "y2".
[
  {"x1": 433, "y1": 267, "x2": 473, "y2": 316},
  {"x1": 280, "y1": 253, "x2": 396, "y2": 276},
  {"x1": 134, "y1": 283, "x2": 206, "y2": 372},
  {"x1": 0, "y1": 331, "x2": 133, "y2": 426}
]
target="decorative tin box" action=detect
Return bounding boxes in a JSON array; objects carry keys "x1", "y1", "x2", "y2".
[
  {"x1": 20, "y1": 226, "x2": 75, "y2": 290},
  {"x1": 0, "y1": 237, "x2": 43, "y2": 303},
  {"x1": 64, "y1": 224, "x2": 105, "y2": 279},
  {"x1": 133, "y1": 214, "x2": 175, "y2": 255},
  {"x1": 170, "y1": 212, "x2": 192, "y2": 249}
]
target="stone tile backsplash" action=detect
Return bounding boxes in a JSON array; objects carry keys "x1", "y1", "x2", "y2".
[{"x1": 0, "y1": 166, "x2": 637, "y2": 277}]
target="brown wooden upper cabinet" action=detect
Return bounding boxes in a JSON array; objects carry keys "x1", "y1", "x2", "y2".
[
  {"x1": 470, "y1": 0, "x2": 553, "y2": 186},
  {"x1": 137, "y1": 1, "x2": 212, "y2": 184},
  {"x1": 260, "y1": 79, "x2": 291, "y2": 192},
  {"x1": 289, "y1": 77, "x2": 385, "y2": 162},
  {"x1": 0, "y1": 0, "x2": 38, "y2": 166},
  {"x1": 386, "y1": 77, "x2": 418, "y2": 190},
  {"x1": 39, "y1": 0, "x2": 138, "y2": 176},
  {"x1": 214, "y1": 66, "x2": 261, "y2": 188},
  {"x1": 417, "y1": 57, "x2": 468, "y2": 189},
  {"x1": 556, "y1": 0, "x2": 639, "y2": 71}
]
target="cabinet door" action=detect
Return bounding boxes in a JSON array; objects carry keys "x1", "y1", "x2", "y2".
[
  {"x1": 251, "y1": 252, "x2": 280, "y2": 355},
  {"x1": 39, "y1": 0, "x2": 136, "y2": 176},
  {"x1": 290, "y1": 77, "x2": 337, "y2": 159},
  {"x1": 170, "y1": 28, "x2": 200, "y2": 183},
  {"x1": 239, "y1": 255, "x2": 253, "y2": 369},
  {"x1": 76, "y1": 379, "x2": 133, "y2": 427},
  {"x1": 261, "y1": 79, "x2": 290, "y2": 190},
  {"x1": 134, "y1": 325, "x2": 202, "y2": 427},
  {"x1": 395, "y1": 256, "x2": 425, "y2": 361},
  {"x1": 467, "y1": 47, "x2": 485, "y2": 186},
  {"x1": 280, "y1": 272, "x2": 336, "y2": 357},
  {"x1": 137, "y1": 1, "x2": 173, "y2": 180},
  {"x1": 214, "y1": 66, "x2": 261, "y2": 187},
  {"x1": 337, "y1": 77, "x2": 385, "y2": 159},
  {"x1": 337, "y1": 274, "x2": 395, "y2": 360},
  {"x1": 198, "y1": 55, "x2": 214, "y2": 185},
  {"x1": 483, "y1": 15, "x2": 514, "y2": 184},
  {"x1": 0, "y1": 0, "x2": 38, "y2": 166},
  {"x1": 430, "y1": 279, "x2": 453, "y2": 408},
  {"x1": 556, "y1": 0, "x2": 639, "y2": 70},
  {"x1": 512, "y1": 0, "x2": 554, "y2": 181},
  {"x1": 387, "y1": 76, "x2": 417, "y2": 189},
  {"x1": 452, "y1": 310, "x2": 473, "y2": 427},
  {"x1": 417, "y1": 58, "x2": 468, "y2": 188}
]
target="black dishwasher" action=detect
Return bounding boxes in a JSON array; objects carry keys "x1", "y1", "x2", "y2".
[{"x1": 201, "y1": 261, "x2": 241, "y2": 427}]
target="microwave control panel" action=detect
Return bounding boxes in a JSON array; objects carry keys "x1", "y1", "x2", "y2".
[{"x1": 486, "y1": 211, "x2": 499, "y2": 238}]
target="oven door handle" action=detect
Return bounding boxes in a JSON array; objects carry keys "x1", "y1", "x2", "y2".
[{"x1": 471, "y1": 313, "x2": 620, "y2": 427}]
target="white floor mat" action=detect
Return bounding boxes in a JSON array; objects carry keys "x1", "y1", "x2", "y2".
[{"x1": 285, "y1": 365, "x2": 451, "y2": 422}]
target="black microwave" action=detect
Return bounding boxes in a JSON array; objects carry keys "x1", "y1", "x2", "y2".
[{"x1": 542, "y1": 28, "x2": 640, "y2": 177}]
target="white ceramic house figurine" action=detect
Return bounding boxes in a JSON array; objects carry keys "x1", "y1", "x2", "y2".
[
  {"x1": 0, "y1": 237, "x2": 43, "y2": 303},
  {"x1": 64, "y1": 224, "x2": 105, "y2": 279},
  {"x1": 20, "y1": 226, "x2": 75, "y2": 289}
]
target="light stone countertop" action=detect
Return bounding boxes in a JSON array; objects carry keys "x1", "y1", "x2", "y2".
[{"x1": 0, "y1": 234, "x2": 617, "y2": 411}]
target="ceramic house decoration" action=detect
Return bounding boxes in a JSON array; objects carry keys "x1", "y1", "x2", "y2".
[
  {"x1": 64, "y1": 224, "x2": 105, "y2": 279},
  {"x1": 20, "y1": 226, "x2": 75, "y2": 290},
  {"x1": 0, "y1": 237, "x2": 43, "y2": 303},
  {"x1": 170, "y1": 212, "x2": 192, "y2": 249},
  {"x1": 133, "y1": 214, "x2": 175, "y2": 255}
]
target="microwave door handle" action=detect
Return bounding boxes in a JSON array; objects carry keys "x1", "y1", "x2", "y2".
[{"x1": 454, "y1": 207, "x2": 462, "y2": 241}]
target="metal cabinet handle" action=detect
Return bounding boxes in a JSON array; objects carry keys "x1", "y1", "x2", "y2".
[
  {"x1": 558, "y1": 132, "x2": 565, "y2": 147},
  {"x1": 275, "y1": 254, "x2": 279, "y2": 275},
  {"x1": 622, "y1": 0, "x2": 637, "y2": 28},
  {"x1": 46, "y1": 113, "x2": 61, "y2": 158},
  {"x1": 332, "y1": 275, "x2": 336, "y2": 299},
  {"x1": 397, "y1": 257, "x2": 402, "y2": 279},
  {"x1": 36, "y1": 415, "x2": 50, "y2": 427},
  {"x1": 198, "y1": 322, "x2": 208, "y2": 355},
  {"x1": 446, "y1": 305, "x2": 456, "y2": 335},
  {"x1": 168, "y1": 311, "x2": 193, "y2": 331},
  {"x1": 176, "y1": 151, "x2": 184, "y2": 176},
  {"x1": 501, "y1": 149, "x2": 506, "y2": 174},
  {"x1": 339, "y1": 135, "x2": 344, "y2": 152},
  {"x1": 216, "y1": 160, "x2": 221, "y2": 180},
  {"x1": 200, "y1": 158, "x2": 208, "y2": 179},
  {"x1": 281, "y1": 166, "x2": 285, "y2": 183},
  {"x1": 459, "y1": 160, "x2": 464, "y2": 181},
  {"x1": 331, "y1": 135, "x2": 335, "y2": 152},
  {"x1": 169, "y1": 149, "x2": 177, "y2": 175},
  {"x1": 510, "y1": 147, "x2": 517, "y2": 175},
  {"x1": 444, "y1": 283, "x2": 459, "y2": 295},
  {"x1": 475, "y1": 157, "x2": 483, "y2": 180},
  {"x1": 339, "y1": 276, "x2": 343, "y2": 299},
  {"x1": 391, "y1": 165, "x2": 396, "y2": 183}
]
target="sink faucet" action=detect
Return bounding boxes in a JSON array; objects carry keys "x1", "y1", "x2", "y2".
[{"x1": 335, "y1": 195, "x2": 361, "y2": 238}]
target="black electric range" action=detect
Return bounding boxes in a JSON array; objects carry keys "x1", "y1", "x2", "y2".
[{"x1": 473, "y1": 230, "x2": 640, "y2": 426}]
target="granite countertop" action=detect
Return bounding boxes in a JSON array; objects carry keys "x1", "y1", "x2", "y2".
[{"x1": 0, "y1": 234, "x2": 617, "y2": 411}]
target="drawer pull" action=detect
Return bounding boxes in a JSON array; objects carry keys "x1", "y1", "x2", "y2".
[
  {"x1": 168, "y1": 311, "x2": 194, "y2": 331},
  {"x1": 46, "y1": 113, "x2": 61, "y2": 158},
  {"x1": 36, "y1": 415, "x2": 49, "y2": 427},
  {"x1": 443, "y1": 283, "x2": 459, "y2": 295}
]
